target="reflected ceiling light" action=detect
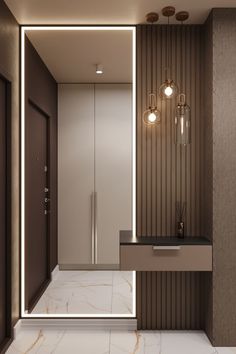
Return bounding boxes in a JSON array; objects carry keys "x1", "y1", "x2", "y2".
[
  {"x1": 159, "y1": 6, "x2": 179, "y2": 100},
  {"x1": 143, "y1": 12, "x2": 161, "y2": 126},
  {"x1": 175, "y1": 11, "x2": 191, "y2": 145},
  {"x1": 96, "y1": 64, "x2": 103, "y2": 74}
]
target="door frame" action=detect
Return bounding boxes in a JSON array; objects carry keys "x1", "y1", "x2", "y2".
[
  {"x1": 25, "y1": 98, "x2": 51, "y2": 312},
  {"x1": 20, "y1": 25, "x2": 136, "y2": 319},
  {"x1": 0, "y1": 72, "x2": 12, "y2": 352}
]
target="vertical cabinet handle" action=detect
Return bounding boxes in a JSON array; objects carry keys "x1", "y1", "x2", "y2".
[
  {"x1": 94, "y1": 192, "x2": 98, "y2": 265},
  {"x1": 91, "y1": 192, "x2": 95, "y2": 264},
  {"x1": 91, "y1": 192, "x2": 98, "y2": 265}
]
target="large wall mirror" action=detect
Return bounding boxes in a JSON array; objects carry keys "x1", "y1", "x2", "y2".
[{"x1": 21, "y1": 26, "x2": 136, "y2": 318}]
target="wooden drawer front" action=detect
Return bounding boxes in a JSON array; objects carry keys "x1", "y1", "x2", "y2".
[{"x1": 120, "y1": 245, "x2": 212, "y2": 271}]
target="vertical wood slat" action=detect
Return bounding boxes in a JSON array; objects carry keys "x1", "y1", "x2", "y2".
[
  {"x1": 136, "y1": 25, "x2": 205, "y2": 330},
  {"x1": 137, "y1": 24, "x2": 203, "y2": 237},
  {"x1": 137, "y1": 271, "x2": 205, "y2": 330}
]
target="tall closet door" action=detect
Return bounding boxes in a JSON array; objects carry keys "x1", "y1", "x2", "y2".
[
  {"x1": 58, "y1": 84, "x2": 94, "y2": 266},
  {"x1": 95, "y1": 84, "x2": 132, "y2": 265}
]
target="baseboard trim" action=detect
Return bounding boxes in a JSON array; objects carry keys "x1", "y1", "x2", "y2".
[
  {"x1": 51, "y1": 265, "x2": 59, "y2": 280},
  {"x1": 16, "y1": 319, "x2": 137, "y2": 332},
  {"x1": 59, "y1": 264, "x2": 120, "y2": 270},
  {"x1": 13, "y1": 320, "x2": 22, "y2": 339}
]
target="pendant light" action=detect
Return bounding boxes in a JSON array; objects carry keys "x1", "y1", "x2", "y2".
[
  {"x1": 159, "y1": 6, "x2": 179, "y2": 100},
  {"x1": 143, "y1": 12, "x2": 161, "y2": 126},
  {"x1": 175, "y1": 11, "x2": 191, "y2": 145}
]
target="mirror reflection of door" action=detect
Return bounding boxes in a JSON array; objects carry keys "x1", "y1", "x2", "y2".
[
  {"x1": 0, "y1": 74, "x2": 11, "y2": 351},
  {"x1": 22, "y1": 27, "x2": 135, "y2": 317},
  {"x1": 25, "y1": 100, "x2": 50, "y2": 311}
]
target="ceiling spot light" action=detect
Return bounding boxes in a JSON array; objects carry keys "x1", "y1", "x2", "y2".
[{"x1": 96, "y1": 64, "x2": 103, "y2": 74}]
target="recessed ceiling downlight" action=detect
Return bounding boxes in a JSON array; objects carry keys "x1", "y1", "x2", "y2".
[{"x1": 96, "y1": 64, "x2": 103, "y2": 74}]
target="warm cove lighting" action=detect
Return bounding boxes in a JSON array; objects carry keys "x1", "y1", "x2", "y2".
[{"x1": 21, "y1": 25, "x2": 136, "y2": 318}]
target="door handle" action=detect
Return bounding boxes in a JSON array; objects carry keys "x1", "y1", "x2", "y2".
[
  {"x1": 152, "y1": 246, "x2": 181, "y2": 251},
  {"x1": 94, "y1": 192, "x2": 98, "y2": 265},
  {"x1": 91, "y1": 192, "x2": 95, "y2": 264}
]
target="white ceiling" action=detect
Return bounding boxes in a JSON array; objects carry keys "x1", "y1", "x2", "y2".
[
  {"x1": 4, "y1": 0, "x2": 236, "y2": 24},
  {"x1": 26, "y1": 30, "x2": 132, "y2": 83}
]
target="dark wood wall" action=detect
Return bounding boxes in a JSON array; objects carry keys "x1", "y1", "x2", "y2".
[
  {"x1": 204, "y1": 9, "x2": 236, "y2": 346},
  {"x1": 0, "y1": 0, "x2": 19, "y2": 351},
  {"x1": 137, "y1": 25, "x2": 204, "y2": 237},
  {"x1": 136, "y1": 272, "x2": 207, "y2": 330},
  {"x1": 136, "y1": 24, "x2": 207, "y2": 330},
  {"x1": 25, "y1": 37, "x2": 58, "y2": 307}
]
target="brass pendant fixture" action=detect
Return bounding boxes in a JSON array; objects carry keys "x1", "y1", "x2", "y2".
[
  {"x1": 159, "y1": 6, "x2": 179, "y2": 100},
  {"x1": 143, "y1": 12, "x2": 161, "y2": 126},
  {"x1": 175, "y1": 11, "x2": 191, "y2": 145}
]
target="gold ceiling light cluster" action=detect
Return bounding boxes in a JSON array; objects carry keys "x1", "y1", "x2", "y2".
[{"x1": 143, "y1": 7, "x2": 191, "y2": 145}]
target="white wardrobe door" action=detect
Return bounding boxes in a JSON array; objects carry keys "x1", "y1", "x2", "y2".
[
  {"x1": 95, "y1": 84, "x2": 132, "y2": 265},
  {"x1": 58, "y1": 84, "x2": 94, "y2": 266}
]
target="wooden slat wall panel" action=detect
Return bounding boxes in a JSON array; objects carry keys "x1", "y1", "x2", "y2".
[
  {"x1": 137, "y1": 25, "x2": 203, "y2": 237},
  {"x1": 136, "y1": 25, "x2": 205, "y2": 330},
  {"x1": 137, "y1": 271, "x2": 206, "y2": 330}
]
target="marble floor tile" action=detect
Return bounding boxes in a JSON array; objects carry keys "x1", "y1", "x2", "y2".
[
  {"x1": 6, "y1": 329, "x2": 236, "y2": 354},
  {"x1": 161, "y1": 331, "x2": 216, "y2": 354},
  {"x1": 110, "y1": 331, "x2": 161, "y2": 354},
  {"x1": 31, "y1": 271, "x2": 133, "y2": 315},
  {"x1": 216, "y1": 349, "x2": 236, "y2": 354},
  {"x1": 111, "y1": 271, "x2": 133, "y2": 314},
  {"x1": 6, "y1": 329, "x2": 110, "y2": 354}
]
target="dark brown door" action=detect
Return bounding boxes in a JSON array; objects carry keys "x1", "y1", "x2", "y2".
[
  {"x1": 26, "y1": 100, "x2": 50, "y2": 311},
  {"x1": 0, "y1": 75, "x2": 7, "y2": 349},
  {"x1": 0, "y1": 75, "x2": 11, "y2": 350}
]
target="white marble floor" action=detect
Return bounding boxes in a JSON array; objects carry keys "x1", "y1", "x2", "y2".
[
  {"x1": 6, "y1": 330, "x2": 236, "y2": 354},
  {"x1": 31, "y1": 271, "x2": 134, "y2": 315}
]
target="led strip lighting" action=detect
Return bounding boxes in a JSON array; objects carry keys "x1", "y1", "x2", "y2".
[{"x1": 21, "y1": 26, "x2": 136, "y2": 318}]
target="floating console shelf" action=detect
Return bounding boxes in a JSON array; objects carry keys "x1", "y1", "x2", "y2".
[{"x1": 120, "y1": 231, "x2": 212, "y2": 271}]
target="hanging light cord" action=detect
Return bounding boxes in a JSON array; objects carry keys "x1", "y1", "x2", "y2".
[
  {"x1": 166, "y1": 16, "x2": 170, "y2": 79},
  {"x1": 151, "y1": 24, "x2": 153, "y2": 93},
  {"x1": 180, "y1": 20, "x2": 183, "y2": 94},
  {"x1": 167, "y1": 16, "x2": 171, "y2": 76}
]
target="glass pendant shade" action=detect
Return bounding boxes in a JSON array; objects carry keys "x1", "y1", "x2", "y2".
[
  {"x1": 143, "y1": 107, "x2": 161, "y2": 125},
  {"x1": 159, "y1": 79, "x2": 178, "y2": 99},
  {"x1": 175, "y1": 94, "x2": 191, "y2": 145},
  {"x1": 143, "y1": 93, "x2": 161, "y2": 126}
]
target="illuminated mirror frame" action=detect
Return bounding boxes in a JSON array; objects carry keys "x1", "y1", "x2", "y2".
[{"x1": 21, "y1": 26, "x2": 136, "y2": 318}]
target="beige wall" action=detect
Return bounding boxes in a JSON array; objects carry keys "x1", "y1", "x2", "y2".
[{"x1": 0, "y1": 1, "x2": 19, "y2": 324}]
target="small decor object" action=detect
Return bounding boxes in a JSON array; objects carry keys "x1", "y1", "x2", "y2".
[
  {"x1": 176, "y1": 201, "x2": 186, "y2": 238},
  {"x1": 175, "y1": 11, "x2": 191, "y2": 145},
  {"x1": 143, "y1": 13, "x2": 161, "y2": 126},
  {"x1": 159, "y1": 6, "x2": 179, "y2": 100}
]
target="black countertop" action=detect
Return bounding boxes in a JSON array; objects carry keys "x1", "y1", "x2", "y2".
[{"x1": 120, "y1": 230, "x2": 212, "y2": 246}]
